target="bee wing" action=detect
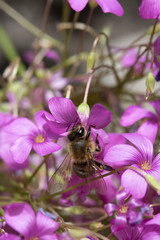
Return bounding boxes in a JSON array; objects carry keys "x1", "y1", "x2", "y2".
[
  {"x1": 48, "y1": 153, "x2": 72, "y2": 194},
  {"x1": 88, "y1": 158, "x2": 108, "y2": 195}
]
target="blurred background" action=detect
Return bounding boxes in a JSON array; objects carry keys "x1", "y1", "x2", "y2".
[{"x1": 0, "y1": 0, "x2": 154, "y2": 73}]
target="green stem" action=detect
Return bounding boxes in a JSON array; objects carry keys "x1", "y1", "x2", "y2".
[
  {"x1": 0, "y1": 0, "x2": 62, "y2": 49},
  {"x1": 24, "y1": 155, "x2": 50, "y2": 187}
]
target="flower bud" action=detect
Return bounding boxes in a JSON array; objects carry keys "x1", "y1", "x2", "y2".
[
  {"x1": 146, "y1": 72, "x2": 155, "y2": 95},
  {"x1": 87, "y1": 51, "x2": 96, "y2": 73},
  {"x1": 69, "y1": 228, "x2": 89, "y2": 239},
  {"x1": 35, "y1": 69, "x2": 46, "y2": 80},
  {"x1": 77, "y1": 102, "x2": 90, "y2": 118},
  {"x1": 89, "y1": 222, "x2": 103, "y2": 230},
  {"x1": 144, "y1": 173, "x2": 160, "y2": 195},
  {"x1": 3, "y1": 58, "x2": 20, "y2": 83},
  {"x1": 67, "y1": 206, "x2": 85, "y2": 215},
  {"x1": 147, "y1": 23, "x2": 160, "y2": 35},
  {"x1": 88, "y1": 0, "x2": 98, "y2": 9}
]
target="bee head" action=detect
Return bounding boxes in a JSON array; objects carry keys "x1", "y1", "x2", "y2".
[{"x1": 67, "y1": 125, "x2": 85, "y2": 141}]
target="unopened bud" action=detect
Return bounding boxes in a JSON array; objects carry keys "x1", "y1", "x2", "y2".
[
  {"x1": 147, "y1": 23, "x2": 160, "y2": 35},
  {"x1": 144, "y1": 173, "x2": 160, "y2": 195},
  {"x1": 146, "y1": 72, "x2": 155, "y2": 96},
  {"x1": 77, "y1": 102, "x2": 90, "y2": 118},
  {"x1": 87, "y1": 51, "x2": 96, "y2": 73},
  {"x1": 90, "y1": 222, "x2": 104, "y2": 230},
  {"x1": 3, "y1": 58, "x2": 20, "y2": 83},
  {"x1": 67, "y1": 206, "x2": 85, "y2": 215},
  {"x1": 69, "y1": 228, "x2": 88, "y2": 238},
  {"x1": 89, "y1": 0, "x2": 98, "y2": 8},
  {"x1": 35, "y1": 69, "x2": 46, "y2": 80}
]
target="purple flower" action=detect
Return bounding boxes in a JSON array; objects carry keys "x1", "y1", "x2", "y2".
[
  {"x1": 153, "y1": 36, "x2": 160, "y2": 68},
  {"x1": 120, "y1": 100, "x2": 160, "y2": 143},
  {"x1": 112, "y1": 223, "x2": 160, "y2": 240},
  {"x1": 3, "y1": 202, "x2": 59, "y2": 240},
  {"x1": 121, "y1": 48, "x2": 138, "y2": 68},
  {"x1": 67, "y1": 0, "x2": 124, "y2": 16},
  {"x1": 0, "y1": 234, "x2": 21, "y2": 240},
  {"x1": 111, "y1": 213, "x2": 160, "y2": 240},
  {"x1": 105, "y1": 190, "x2": 151, "y2": 229},
  {"x1": 5, "y1": 110, "x2": 61, "y2": 164},
  {"x1": 0, "y1": 113, "x2": 29, "y2": 170},
  {"x1": 45, "y1": 97, "x2": 112, "y2": 135},
  {"x1": 104, "y1": 133, "x2": 160, "y2": 199},
  {"x1": 139, "y1": 0, "x2": 160, "y2": 20}
]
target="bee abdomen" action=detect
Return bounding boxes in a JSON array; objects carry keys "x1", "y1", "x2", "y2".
[{"x1": 73, "y1": 161, "x2": 96, "y2": 178}]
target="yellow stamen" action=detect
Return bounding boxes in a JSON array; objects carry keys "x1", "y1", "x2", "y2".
[
  {"x1": 30, "y1": 238, "x2": 38, "y2": 240},
  {"x1": 119, "y1": 205, "x2": 128, "y2": 214},
  {"x1": 141, "y1": 161, "x2": 151, "y2": 171},
  {"x1": 35, "y1": 134, "x2": 45, "y2": 143}
]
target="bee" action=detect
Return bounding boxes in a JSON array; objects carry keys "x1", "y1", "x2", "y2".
[{"x1": 48, "y1": 122, "x2": 115, "y2": 194}]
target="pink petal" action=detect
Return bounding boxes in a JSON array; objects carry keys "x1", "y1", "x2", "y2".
[
  {"x1": 6, "y1": 118, "x2": 37, "y2": 136},
  {"x1": 96, "y1": 0, "x2": 124, "y2": 16},
  {"x1": 121, "y1": 166, "x2": 148, "y2": 199},
  {"x1": 10, "y1": 136, "x2": 32, "y2": 163},
  {"x1": 145, "y1": 213, "x2": 160, "y2": 225},
  {"x1": 48, "y1": 97, "x2": 80, "y2": 126},
  {"x1": 34, "y1": 110, "x2": 54, "y2": 131},
  {"x1": 150, "y1": 100, "x2": 160, "y2": 117},
  {"x1": 141, "y1": 225, "x2": 160, "y2": 239},
  {"x1": 121, "y1": 48, "x2": 138, "y2": 68},
  {"x1": 0, "y1": 144, "x2": 29, "y2": 170},
  {"x1": 120, "y1": 105, "x2": 157, "y2": 126},
  {"x1": 0, "y1": 234, "x2": 21, "y2": 240},
  {"x1": 39, "y1": 234, "x2": 58, "y2": 240},
  {"x1": 33, "y1": 140, "x2": 61, "y2": 156},
  {"x1": 87, "y1": 104, "x2": 112, "y2": 129},
  {"x1": 122, "y1": 133, "x2": 153, "y2": 163},
  {"x1": 36, "y1": 211, "x2": 59, "y2": 236},
  {"x1": 67, "y1": 0, "x2": 88, "y2": 12},
  {"x1": 104, "y1": 203, "x2": 118, "y2": 216},
  {"x1": 137, "y1": 120, "x2": 158, "y2": 144},
  {"x1": 104, "y1": 144, "x2": 142, "y2": 168},
  {"x1": 139, "y1": 0, "x2": 160, "y2": 19},
  {"x1": 150, "y1": 153, "x2": 160, "y2": 181},
  {"x1": 4, "y1": 203, "x2": 36, "y2": 237},
  {"x1": 153, "y1": 37, "x2": 160, "y2": 68}
]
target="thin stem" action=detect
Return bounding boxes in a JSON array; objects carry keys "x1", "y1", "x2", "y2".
[
  {"x1": 83, "y1": 72, "x2": 93, "y2": 103},
  {"x1": 41, "y1": 0, "x2": 53, "y2": 35},
  {"x1": 43, "y1": 165, "x2": 150, "y2": 200},
  {"x1": 24, "y1": 155, "x2": 50, "y2": 187},
  {"x1": 0, "y1": 0, "x2": 61, "y2": 49},
  {"x1": 77, "y1": 8, "x2": 94, "y2": 54}
]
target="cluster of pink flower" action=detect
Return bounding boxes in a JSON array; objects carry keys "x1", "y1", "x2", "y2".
[
  {"x1": 0, "y1": 0, "x2": 160, "y2": 239},
  {"x1": 1, "y1": 96, "x2": 160, "y2": 239}
]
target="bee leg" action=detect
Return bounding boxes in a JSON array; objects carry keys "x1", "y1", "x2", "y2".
[
  {"x1": 95, "y1": 134, "x2": 101, "y2": 152},
  {"x1": 85, "y1": 125, "x2": 96, "y2": 140}
]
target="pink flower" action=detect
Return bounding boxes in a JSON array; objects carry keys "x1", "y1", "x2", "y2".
[
  {"x1": 139, "y1": 0, "x2": 160, "y2": 19},
  {"x1": 67, "y1": 0, "x2": 124, "y2": 16},
  {"x1": 3, "y1": 202, "x2": 59, "y2": 240},
  {"x1": 120, "y1": 100, "x2": 160, "y2": 143},
  {"x1": 5, "y1": 110, "x2": 61, "y2": 164},
  {"x1": 104, "y1": 133, "x2": 160, "y2": 199}
]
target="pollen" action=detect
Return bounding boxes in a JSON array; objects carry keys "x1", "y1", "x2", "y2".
[
  {"x1": 141, "y1": 161, "x2": 151, "y2": 171},
  {"x1": 119, "y1": 205, "x2": 128, "y2": 214},
  {"x1": 35, "y1": 134, "x2": 45, "y2": 143}
]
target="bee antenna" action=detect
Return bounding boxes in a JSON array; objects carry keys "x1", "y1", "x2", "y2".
[{"x1": 66, "y1": 117, "x2": 80, "y2": 132}]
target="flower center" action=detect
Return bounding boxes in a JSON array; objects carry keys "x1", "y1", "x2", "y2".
[
  {"x1": 119, "y1": 205, "x2": 128, "y2": 214},
  {"x1": 35, "y1": 134, "x2": 45, "y2": 143},
  {"x1": 141, "y1": 161, "x2": 151, "y2": 171},
  {"x1": 30, "y1": 238, "x2": 38, "y2": 240}
]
